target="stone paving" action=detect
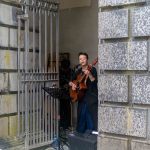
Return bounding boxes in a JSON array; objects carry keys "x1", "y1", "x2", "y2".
[{"x1": 0, "y1": 128, "x2": 71, "y2": 150}]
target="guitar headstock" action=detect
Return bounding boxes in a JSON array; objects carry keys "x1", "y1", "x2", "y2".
[
  {"x1": 92, "y1": 57, "x2": 98, "y2": 66},
  {"x1": 88, "y1": 57, "x2": 98, "y2": 71}
]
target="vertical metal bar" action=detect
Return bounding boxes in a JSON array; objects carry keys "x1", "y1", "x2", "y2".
[
  {"x1": 25, "y1": 12, "x2": 30, "y2": 149},
  {"x1": 53, "y1": 88, "x2": 55, "y2": 138},
  {"x1": 29, "y1": 80, "x2": 32, "y2": 146},
  {"x1": 50, "y1": 96, "x2": 53, "y2": 140},
  {"x1": 42, "y1": 10, "x2": 46, "y2": 143},
  {"x1": 39, "y1": 84, "x2": 42, "y2": 143},
  {"x1": 50, "y1": 11, "x2": 55, "y2": 140},
  {"x1": 49, "y1": 96, "x2": 51, "y2": 140},
  {"x1": 55, "y1": 10, "x2": 60, "y2": 138},
  {"x1": 35, "y1": 7, "x2": 39, "y2": 143},
  {"x1": 32, "y1": 6, "x2": 36, "y2": 145},
  {"x1": 45, "y1": 11, "x2": 47, "y2": 73},
  {"x1": 42, "y1": 82, "x2": 45, "y2": 142},
  {"x1": 25, "y1": 84, "x2": 29, "y2": 150},
  {"x1": 54, "y1": 12, "x2": 57, "y2": 138},
  {"x1": 28, "y1": 83, "x2": 30, "y2": 147},
  {"x1": 33, "y1": 7, "x2": 35, "y2": 72},
  {"x1": 22, "y1": 82, "x2": 24, "y2": 135},
  {"x1": 22, "y1": 30, "x2": 25, "y2": 137},
  {"x1": 24, "y1": 1, "x2": 30, "y2": 148},
  {"x1": 48, "y1": 95, "x2": 50, "y2": 141},
  {"x1": 39, "y1": 7, "x2": 42, "y2": 144},
  {"x1": 45, "y1": 95, "x2": 48, "y2": 142},
  {"x1": 36, "y1": 82, "x2": 39, "y2": 143},
  {"x1": 56, "y1": 11, "x2": 59, "y2": 73},
  {"x1": 50, "y1": 12, "x2": 53, "y2": 72},
  {"x1": 21, "y1": 42, "x2": 25, "y2": 136},
  {"x1": 32, "y1": 80, "x2": 35, "y2": 146},
  {"x1": 39, "y1": 12, "x2": 42, "y2": 72},
  {"x1": 17, "y1": 16, "x2": 21, "y2": 137},
  {"x1": 45, "y1": 9, "x2": 48, "y2": 142}
]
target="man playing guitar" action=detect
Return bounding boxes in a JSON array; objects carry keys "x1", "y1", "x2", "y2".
[{"x1": 69, "y1": 52, "x2": 98, "y2": 133}]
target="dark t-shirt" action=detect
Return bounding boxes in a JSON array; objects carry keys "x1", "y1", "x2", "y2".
[{"x1": 72, "y1": 66, "x2": 98, "y2": 102}]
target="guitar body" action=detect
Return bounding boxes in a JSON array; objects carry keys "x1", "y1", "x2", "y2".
[{"x1": 70, "y1": 74, "x2": 87, "y2": 102}]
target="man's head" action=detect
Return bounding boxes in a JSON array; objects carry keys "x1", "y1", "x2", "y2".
[{"x1": 78, "y1": 52, "x2": 88, "y2": 66}]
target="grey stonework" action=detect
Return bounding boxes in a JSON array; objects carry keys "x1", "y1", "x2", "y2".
[
  {"x1": 99, "y1": 0, "x2": 146, "y2": 7},
  {"x1": 99, "y1": 42, "x2": 128, "y2": 70},
  {"x1": 99, "y1": 106, "x2": 127, "y2": 135},
  {"x1": 131, "y1": 140, "x2": 150, "y2": 150},
  {"x1": 0, "y1": 3, "x2": 18, "y2": 26},
  {"x1": 0, "y1": 50, "x2": 17, "y2": 70},
  {"x1": 0, "y1": 47, "x2": 39, "y2": 71},
  {"x1": 99, "y1": 41, "x2": 148, "y2": 70},
  {"x1": 0, "y1": 95, "x2": 17, "y2": 115},
  {"x1": 132, "y1": 6, "x2": 150, "y2": 37},
  {"x1": 0, "y1": 1, "x2": 28, "y2": 138},
  {"x1": 98, "y1": 75, "x2": 128, "y2": 103},
  {"x1": 9, "y1": 73, "x2": 18, "y2": 92},
  {"x1": 132, "y1": 75, "x2": 150, "y2": 104},
  {"x1": 128, "y1": 41, "x2": 147, "y2": 70},
  {"x1": 0, "y1": 27, "x2": 39, "y2": 49},
  {"x1": 0, "y1": 73, "x2": 9, "y2": 92},
  {"x1": 0, "y1": 27, "x2": 9, "y2": 47},
  {"x1": 98, "y1": 9, "x2": 128, "y2": 39},
  {"x1": 99, "y1": 106, "x2": 147, "y2": 138},
  {"x1": 128, "y1": 108, "x2": 147, "y2": 137},
  {"x1": 98, "y1": 0, "x2": 150, "y2": 149},
  {"x1": 2, "y1": 0, "x2": 20, "y2": 4},
  {"x1": 97, "y1": 136, "x2": 128, "y2": 150}
]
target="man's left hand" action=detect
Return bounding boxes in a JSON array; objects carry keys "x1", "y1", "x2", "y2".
[{"x1": 83, "y1": 69, "x2": 90, "y2": 76}]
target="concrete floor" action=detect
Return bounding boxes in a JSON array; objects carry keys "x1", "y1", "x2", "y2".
[
  {"x1": 0, "y1": 128, "x2": 71, "y2": 150},
  {"x1": 34, "y1": 144, "x2": 69, "y2": 150},
  {"x1": 45, "y1": 145, "x2": 69, "y2": 150}
]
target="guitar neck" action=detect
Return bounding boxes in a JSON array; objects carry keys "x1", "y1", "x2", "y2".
[
  {"x1": 78, "y1": 58, "x2": 98, "y2": 82},
  {"x1": 78, "y1": 73, "x2": 86, "y2": 83}
]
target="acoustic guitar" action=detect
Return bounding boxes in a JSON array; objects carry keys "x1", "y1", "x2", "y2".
[{"x1": 70, "y1": 57, "x2": 98, "y2": 102}]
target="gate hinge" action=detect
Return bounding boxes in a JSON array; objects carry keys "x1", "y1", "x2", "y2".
[{"x1": 17, "y1": 11, "x2": 29, "y2": 20}]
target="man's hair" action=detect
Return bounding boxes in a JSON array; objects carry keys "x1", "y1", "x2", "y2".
[{"x1": 78, "y1": 52, "x2": 88, "y2": 60}]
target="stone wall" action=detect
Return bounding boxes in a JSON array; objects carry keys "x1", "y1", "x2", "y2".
[
  {"x1": 0, "y1": 1, "x2": 20, "y2": 137},
  {"x1": 98, "y1": 0, "x2": 150, "y2": 150},
  {"x1": 0, "y1": 0, "x2": 39, "y2": 137},
  {"x1": 0, "y1": 0, "x2": 40, "y2": 138}
]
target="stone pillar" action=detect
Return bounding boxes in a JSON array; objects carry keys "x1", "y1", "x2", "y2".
[
  {"x1": 0, "y1": 0, "x2": 20, "y2": 137},
  {"x1": 98, "y1": 0, "x2": 150, "y2": 150}
]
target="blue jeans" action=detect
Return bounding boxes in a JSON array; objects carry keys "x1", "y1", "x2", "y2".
[{"x1": 76, "y1": 101, "x2": 94, "y2": 133}]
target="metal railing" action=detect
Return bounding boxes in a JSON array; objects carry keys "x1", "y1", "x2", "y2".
[{"x1": 17, "y1": 0, "x2": 59, "y2": 149}]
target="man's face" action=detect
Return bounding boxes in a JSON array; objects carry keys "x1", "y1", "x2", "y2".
[{"x1": 79, "y1": 55, "x2": 88, "y2": 66}]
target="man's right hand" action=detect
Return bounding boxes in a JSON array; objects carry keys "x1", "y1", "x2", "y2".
[{"x1": 69, "y1": 82, "x2": 77, "y2": 90}]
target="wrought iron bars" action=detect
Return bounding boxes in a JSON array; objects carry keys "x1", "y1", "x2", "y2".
[{"x1": 17, "y1": 0, "x2": 59, "y2": 149}]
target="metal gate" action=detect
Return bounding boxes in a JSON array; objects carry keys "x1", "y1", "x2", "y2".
[{"x1": 17, "y1": 0, "x2": 59, "y2": 149}]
